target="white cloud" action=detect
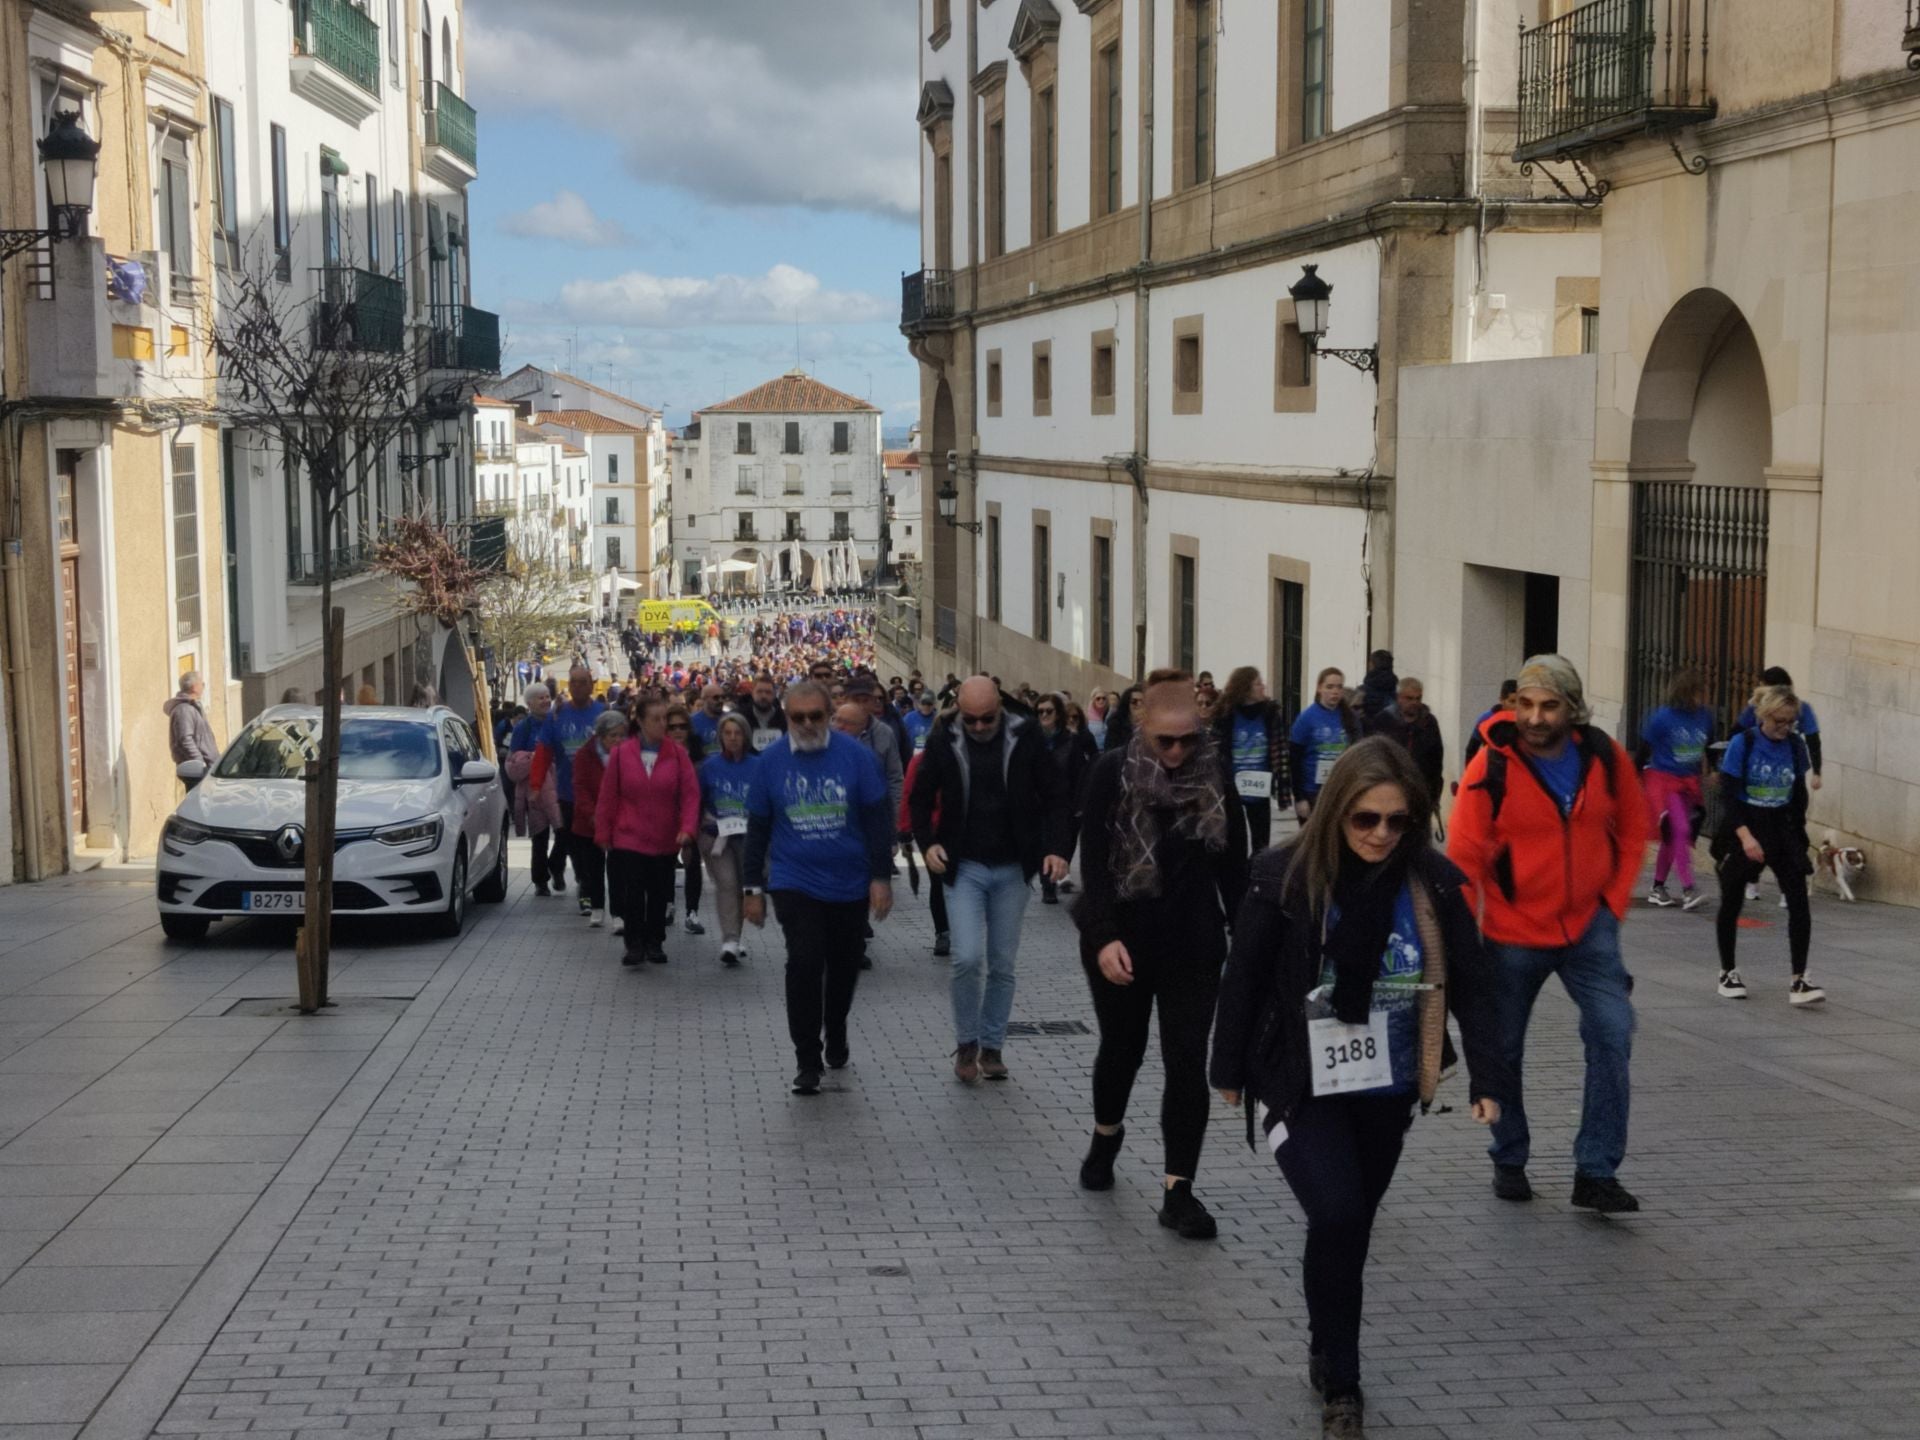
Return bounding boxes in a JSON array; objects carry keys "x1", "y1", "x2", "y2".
[
  {"x1": 555, "y1": 263, "x2": 889, "y2": 328},
  {"x1": 500, "y1": 190, "x2": 632, "y2": 248},
  {"x1": 466, "y1": 0, "x2": 917, "y2": 220}
]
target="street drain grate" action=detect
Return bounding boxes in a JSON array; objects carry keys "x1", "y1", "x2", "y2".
[
  {"x1": 1004, "y1": 1020, "x2": 1091, "y2": 1037},
  {"x1": 221, "y1": 996, "x2": 415, "y2": 1018}
]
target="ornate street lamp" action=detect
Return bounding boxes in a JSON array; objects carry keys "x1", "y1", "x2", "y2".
[
  {"x1": 936, "y1": 472, "x2": 981, "y2": 535},
  {"x1": 1287, "y1": 263, "x2": 1379, "y2": 379},
  {"x1": 0, "y1": 112, "x2": 102, "y2": 263}
]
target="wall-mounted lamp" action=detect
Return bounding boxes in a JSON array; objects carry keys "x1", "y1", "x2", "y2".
[{"x1": 1287, "y1": 264, "x2": 1379, "y2": 380}]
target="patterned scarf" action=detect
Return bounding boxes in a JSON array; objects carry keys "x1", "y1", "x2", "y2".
[{"x1": 1112, "y1": 730, "x2": 1231, "y2": 901}]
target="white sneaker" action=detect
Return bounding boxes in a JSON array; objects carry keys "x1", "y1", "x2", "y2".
[
  {"x1": 1779, "y1": 894, "x2": 1790, "y2": 910},
  {"x1": 1717, "y1": 969, "x2": 1748, "y2": 999},
  {"x1": 1746, "y1": 883, "x2": 1761, "y2": 901},
  {"x1": 588, "y1": 909, "x2": 605, "y2": 929},
  {"x1": 612, "y1": 920, "x2": 625, "y2": 937},
  {"x1": 1790, "y1": 976, "x2": 1826, "y2": 1005},
  {"x1": 1681, "y1": 889, "x2": 1707, "y2": 912}
]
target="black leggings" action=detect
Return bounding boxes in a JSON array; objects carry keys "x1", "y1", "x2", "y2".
[
  {"x1": 608, "y1": 851, "x2": 676, "y2": 948},
  {"x1": 1080, "y1": 937, "x2": 1221, "y2": 1179},
  {"x1": 1273, "y1": 1092, "x2": 1415, "y2": 1398},
  {"x1": 680, "y1": 840, "x2": 703, "y2": 914},
  {"x1": 1244, "y1": 799, "x2": 1272, "y2": 855},
  {"x1": 1716, "y1": 848, "x2": 1810, "y2": 976}
]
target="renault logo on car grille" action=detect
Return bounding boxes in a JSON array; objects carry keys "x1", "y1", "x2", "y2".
[{"x1": 274, "y1": 825, "x2": 304, "y2": 861}]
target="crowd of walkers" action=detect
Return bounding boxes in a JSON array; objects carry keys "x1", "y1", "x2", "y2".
[{"x1": 486, "y1": 604, "x2": 1835, "y2": 1440}]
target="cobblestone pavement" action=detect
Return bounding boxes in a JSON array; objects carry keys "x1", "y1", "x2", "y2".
[{"x1": 2, "y1": 851, "x2": 1919, "y2": 1439}]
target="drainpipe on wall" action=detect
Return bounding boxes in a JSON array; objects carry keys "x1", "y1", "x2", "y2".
[
  {"x1": 1461, "y1": 0, "x2": 1484, "y2": 363},
  {"x1": 1130, "y1": 0, "x2": 1155, "y2": 682},
  {"x1": 965, "y1": 0, "x2": 982, "y2": 674}
]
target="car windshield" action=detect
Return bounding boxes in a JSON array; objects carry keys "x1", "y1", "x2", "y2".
[{"x1": 213, "y1": 717, "x2": 443, "y2": 781}]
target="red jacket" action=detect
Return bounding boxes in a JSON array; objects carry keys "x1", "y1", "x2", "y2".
[
  {"x1": 900, "y1": 750, "x2": 941, "y2": 834},
  {"x1": 571, "y1": 740, "x2": 613, "y2": 840},
  {"x1": 593, "y1": 737, "x2": 701, "y2": 856},
  {"x1": 1446, "y1": 716, "x2": 1651, "y2": 949}
]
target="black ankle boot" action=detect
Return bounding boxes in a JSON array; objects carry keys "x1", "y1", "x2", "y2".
[{"x1": 1079, "y1": 1126, "x2": 1124, "y2": 1191}]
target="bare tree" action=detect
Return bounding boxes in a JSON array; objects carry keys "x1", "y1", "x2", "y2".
[
  {"x1": 472, "y1": 525, "x2": 587, "y2": 684},
  {"x1": 210, "y1": 242, "x2": 489, "y2": 1011}
]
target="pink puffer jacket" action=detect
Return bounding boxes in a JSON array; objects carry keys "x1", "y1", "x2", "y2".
[{"x1": 593, "y1": 737, "x2": 700, "y2": 856}]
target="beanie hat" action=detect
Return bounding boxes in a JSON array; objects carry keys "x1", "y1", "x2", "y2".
[{"x1": 1515, "y1": 654, "x2": 1591, "y2": 725}]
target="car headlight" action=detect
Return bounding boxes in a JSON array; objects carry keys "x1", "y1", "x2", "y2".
[
  {"x1": 373, "y1": 817, "x2": 443, "y2": 856},
  {"x1": 162, "y1": 817, "x2": 213, "y2": 850}
]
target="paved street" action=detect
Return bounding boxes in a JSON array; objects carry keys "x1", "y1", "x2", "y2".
[{"x1": 2, "y1": 851, "x2": 1919, "y2": 1439}]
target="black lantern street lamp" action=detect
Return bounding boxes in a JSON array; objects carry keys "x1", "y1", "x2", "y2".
[
  {"x1": 1287, "y1": 263, "x2": 1379, "y2": 379},
  {"x1": 0, "y1": 112, "x2": 102, "y2": 264},
  {"x1": 936, "y1": 473, "x2": 981, "y2": 535}
]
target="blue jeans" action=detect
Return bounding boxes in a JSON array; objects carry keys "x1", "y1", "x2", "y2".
[
  {"x1": 946, "y1": 860, "x2": 1031, "y2": 1048},
  {"x1": 1488, "y1": 908, "x2": 1635, "y2": 1180}
]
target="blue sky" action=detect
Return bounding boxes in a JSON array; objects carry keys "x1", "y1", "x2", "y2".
[{"x1": 462, "y1": 0, "x2": 921, "y2": 430}]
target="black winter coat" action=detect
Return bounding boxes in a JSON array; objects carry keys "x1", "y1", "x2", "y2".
[
  {"x1": 1072, "y1": 747, "x2": 1249, "y2": 960},
  {"x1": 908, "y1": 712, "x2": 1072, "y2": 880},
  {"x1": 1209, "y1": 845, "x2": 1514, "y2": 1127}
]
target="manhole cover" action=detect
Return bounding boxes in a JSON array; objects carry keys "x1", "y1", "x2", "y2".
[
  {"x1": 1004, "y1": 1020, "x2": 1091, "y2": 1037},
  {"x1": 221, "y1": 996, "x2": 414, "y2": 1018}
]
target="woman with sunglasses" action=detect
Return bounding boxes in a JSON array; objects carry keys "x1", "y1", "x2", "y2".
[
  {"x1": 1211, "y1": 737, "x2": 1512, "y2": 1440},
  {"x1": 1073, "y1": 671, "x2": 1247, "y2": 1239}
]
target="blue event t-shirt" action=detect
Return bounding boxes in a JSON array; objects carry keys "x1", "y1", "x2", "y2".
[
  {"x1": 1289, "y1": 703, "x2": 1351, "y2": 795},
  {"x1": 699, "y1": 751, "x2": 760, "y2": 820},
  {"x1": 1721, "y1": 730, "x2": 1800, "y2": 810},
  {"x1": 747, "y1": 732, "x2": 887, "y2": 903},
  {"x1": 1641, "y1": 704, "x2": 1715, "y2": 777},
  {"x1": 690, "y1": 709, "x2": 723, "y2": 747},
  {"x1": 1318, "y1": 884, "x2": 1423, "y2": 1096},
  {"x1": 536, "y1": 700, "x2": 606, "y2": 803},
  {"x1": 1531, "y1": 745, "x2": 1584, "y2": 816},
  {"x1": 1231, "y1": 707, "x2": 1268, "y2": 800},
  {"x1": 902, "y1": 708, "x2": 934, "y2": 752}
]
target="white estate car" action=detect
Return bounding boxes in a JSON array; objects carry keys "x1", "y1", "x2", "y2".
[{"x1": 157, "y1": 705, "x2": 508, "y2": 941}]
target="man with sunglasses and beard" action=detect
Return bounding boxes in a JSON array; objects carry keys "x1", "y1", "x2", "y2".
[
  {"x1": 743, "y1": 681, "x2": 896, "y2": 1097},
  {"x1": 1073, "y1": 671, "x2": 1248, "y2": 1239},
  {"x1": 1448, "y1": 654, "x2": 1651, "y2": 1214},
  {"x1": 909, "y1": 677, "x2": 1073, "y2": 1085}
]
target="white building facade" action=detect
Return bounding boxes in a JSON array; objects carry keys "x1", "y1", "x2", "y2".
[
  {"x1": 206, "y1": 0, "x2": 498, "y2": 714},
  {"x1": 884, "y1": 445, "x2": 923, "y2": 580},
  {"x1": 675, "y1": 371, "x2": 884, "y2": 596},
  {"x1": 898, "y1": 0, "x2": 1596, "y2": 712}
]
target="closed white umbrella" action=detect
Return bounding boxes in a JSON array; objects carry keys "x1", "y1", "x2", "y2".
[{"x1": 846, "y1": 541, "x2": 863, "y2": 588}]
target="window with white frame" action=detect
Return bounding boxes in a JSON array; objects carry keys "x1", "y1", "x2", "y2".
[
  {"x1": 158, "y1": 131, "x2": 194, "y2": 300},
  {"x1": 171, "y1": 441, "x2": 200, "y2": 642},
  {"x1": 211, "y1": 97, "x2": 239, "y2": 269}
]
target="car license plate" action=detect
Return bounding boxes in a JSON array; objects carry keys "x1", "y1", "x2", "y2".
[{"x1": 241, "y1": 891, "x2": 304, "y2": 913}]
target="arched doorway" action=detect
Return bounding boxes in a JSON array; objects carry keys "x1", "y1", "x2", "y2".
[
  {"x1": 1625, "y1": 288, "x2": 1772, "y2": 739},
  {"x1": 930, "y1": 378, "x2": 956, "y2": 650}
]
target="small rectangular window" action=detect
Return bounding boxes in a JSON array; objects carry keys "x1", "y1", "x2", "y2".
[
  {"x1": 736, "y1": 422, "x2": 754, "y2": 455},
  {"x1": 1093, "y1": 534, "x2": 1114, "y2": 667},
  {"x1": 1274, "y1": 578, "x2": 1305, "y2": 719},
  {"x1": 1033, "y1": 346, "x2": 1052, "y2": 415},
  {"x1": 1093, "y1": 342, "x2": 1115, "y2": 400},
  {"x1": 784, "y1": 463, "x2": 804, "y2": 495},
  {"x1": 270, "y1": 124, "x2": 291, "y2": 267},
  {"x1": 1176, "y1": 553, "x2": 1197, "y2": 673},
  {"x1": 604, "y1": 497, "x2": 619, "y2": 524},
  {"x1": 609, "y1": 453, "x2": 619, "y2": 483},
  {"x1": 1032, "y1": 522, "x2": 1051, "y2": 643},
  {"x1": 833, "y1": 510, "x2": 851, "y2": 539},
  {"x1": 1581, "y1": 307, "x2": 1600, "y2": 354},
  {"x1": 987, "y1": 514, "x2": 1002, "y2": 622},
  {"x1": 832, "y1": 421, "x2": 850, "y2": 454},
  {"x1": 832, "y1": 463, "x2": 851, "y2": 495},
  {"x1": 160, "y1": 133, "x2": 194, "y2": 286},
  {"x1": 1303, "y1": 0, "x2": 1328, "y2": 142},
  {"x1": 784, "y1": 421, "x2": 801, "y2": 454},
  {"x1": 1278, "y1": 322, "x2": 1311, "y2": 389},
  {"x1": 987, "y1": 354, "x2": 1003, "y2": 413},
  {"x1": 606, "y1": 536, "x2": 622, "y2": 568},
  {"x1": 211, "y1": 97, "x2": 239, "y2": 269},
  {"x1": 171, "y1": 442, "x2": 200, "y2": 642}
]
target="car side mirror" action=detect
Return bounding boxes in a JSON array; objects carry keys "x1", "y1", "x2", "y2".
[
  {"x1": 456, "y1": 759, "x2": 498, "y2": 787},
  {"x1": 175, "y1": 760, "x2": 209, "y2": 781}
]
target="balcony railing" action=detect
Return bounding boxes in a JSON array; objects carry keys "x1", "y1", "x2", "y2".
[
  {"x1": 426, "y1": 82, "x2": 479, "y2": 168},
  {"x1": 901, "y1": 268, "x2": 956, "y2": 328},
  {"x1": 289, "y1": 539, "x2": 372, "y2": 586},
  {"x1": 735, "y1": 523, "x2": 758, "y2": 542},
  {"x1": 315, "y1": 268, "x2": 405, "y2": 354},
  {"x1": 1516, "y1": 0, "x2": 1713, "y2": 161},
  {"x1": 782, "y1": 525, "x2": 806, "y2": 542},
  {"x1": 1907, "y1": 0, "x2": 1920, "y2": 67},
  {"x1": 427, "y1": 304, "x2": 501, "y2": 373},
  {"x1": 934, "y1": 604, "x2": 958, "y2": 652},
  {"x1": 294, "y1": 0, "x2": 381, "y2": 98},
  {"x1": 474, "y1": 498, "x2": 517, "y2": 517},
  {"x1": 829, "y1": 526, "x2": 854, "y2": 542}
]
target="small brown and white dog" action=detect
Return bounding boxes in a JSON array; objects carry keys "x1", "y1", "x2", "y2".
[{"x1": 1818, "y1": 833, "x2": 1867, "y2": 902}]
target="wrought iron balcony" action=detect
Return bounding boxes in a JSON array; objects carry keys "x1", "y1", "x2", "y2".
[
  {"x1": 782, "y1": 524, "x2": 806, "y2": 542},
  {"x1": 289, "y1": 539, "x2": 372, "y2": 586},
  {"x1": 900, "y1": 268, "x2": 955, "y2": 329},
  {"x1": 315, "y1": 267, "x2": 405, "y2": 354},
  {"x1": 292, "y1": 0, "x2": 381, "y2": 116},
  {"x1": 1515, "y1": 0, "x2": 1714, "y2": 162},
  {"x1": 829, "y1": 525, "x2": 854, "y2": 542},
  {"x1": 423, "y1": 82, "x2": 479, "y2": 185},
  {"x1": 426, "y1": 304, "x2": 501, "y2": 373}
]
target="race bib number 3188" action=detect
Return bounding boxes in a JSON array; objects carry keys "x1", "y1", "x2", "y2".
[{"x1": 1308, "y1": 1013, "x2": 1393, "y2": 1096}]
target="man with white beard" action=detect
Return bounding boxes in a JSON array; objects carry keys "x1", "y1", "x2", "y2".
[{"x1": 743, "y1": 681, "x2": 896, "y2": 1095}]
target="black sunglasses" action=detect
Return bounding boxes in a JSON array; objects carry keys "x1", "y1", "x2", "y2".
[
  {"x1": 961, "y1": 711, "x2": 1000, "y2": 728},
  {"x1": 1151, "y1": 731, "x2": 1202, "y2": 752},
  {"x1": 787, "y1": 709, "x2": 828, "y2": 724},
  {"x1": 1346, "y1": 811, "x2": 1413, "y2": 836}
]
